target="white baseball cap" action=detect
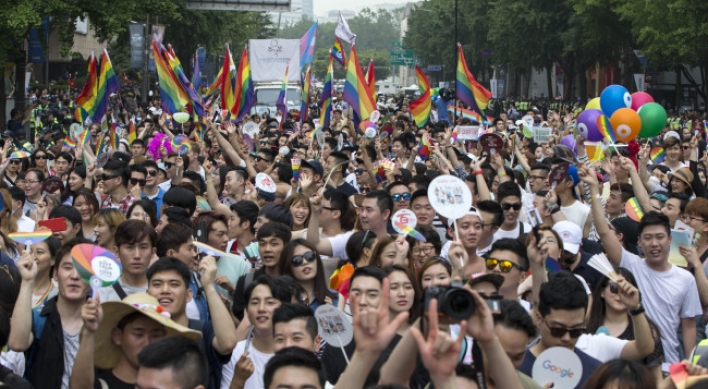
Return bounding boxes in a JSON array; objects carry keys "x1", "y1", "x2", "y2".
[{"x1": 552, "y1": 221, "x2": 582, "y2": 255}]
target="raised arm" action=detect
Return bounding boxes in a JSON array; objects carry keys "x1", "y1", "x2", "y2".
[
  {"x1": 620, "y1": 156, "x2": 652, "y2": 213},
  {"x1": 205, "y1": 171, "x2": 232, "y2": 216},
  {"x1": 210, "y1": 122, "x2": 243, "y2": 168},
  {"x1": 69, "y1": 296, "x2": 102, "y2": 389},
  {"x1": 200, "y1": 256, "x2": 238, "y2": 355},
  {"x1": 615, "y1": 277, "x2": 655, "y2": 360},
  {"x1": 8, "y1": 251, "x2": 37, "y2": 351},
  {"x1": 305, "y1": 190, "x2": 335, "y2": 257},
  {"x1": 472, "y1": 157, "x2": 491, "y2": 201}
]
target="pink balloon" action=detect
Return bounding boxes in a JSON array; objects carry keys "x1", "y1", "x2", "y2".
[{"x1": 630, "y1": 92, "x2": 654, "y2": 111}]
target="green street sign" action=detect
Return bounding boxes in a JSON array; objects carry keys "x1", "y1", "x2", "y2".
[
  {"x1": 390, "y1": 49, "x2": 415, "y2": 66},
  {"x1": 392, "y1": 41, "x2": 405, "y2": 47}
]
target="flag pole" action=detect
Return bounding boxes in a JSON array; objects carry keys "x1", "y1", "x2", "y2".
[{"x1": 453, "y1": 0, "x2": 458, "y2": 127}]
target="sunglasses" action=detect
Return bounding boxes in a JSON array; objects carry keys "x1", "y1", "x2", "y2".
[
  {"x1": 607, "y1": 282, "x2": 619, "y2": 294},
  {"x1": 100, "y1": 174, "x2": 119, "y2": 181},
  {"x1": 164, "y1": 162, "x2": 174, "y2": 169},
  {"x1": 501, "y1": 202, "x2": 522, "y2": 211},
  {"x1": 485, "y1": 258, "x2": 526, "y2": 272},
  {"x1": 147, "y1": 170, "x2": 158, "y2": 177},
  {"x1": 255, "y1": 156, "x2": 272, "y2": 163},
  {"x1": 360, "y1": 186, "x2": 371, "y2": 193},
  {"x1": 9, "y1": 159, "x2": 21, "y2": 164},
  {"x1": 130, "y1": 178, "x2": 147, "y2": 186},
  {"x1": 543, "y1": 318, "x2": 585, "y2": 338},
  {"x1": 354, "y1": 168, "x2": 365, "y2": 174},
  {"x1": 392, "y1": 193, "x2": 411, "y2": 202},
  {"x1": 292, "y1": 251, "x2": 317, "y2": 267},
  {"x1": 34, "y1": 155, "x2": 47, "y2": 160}
]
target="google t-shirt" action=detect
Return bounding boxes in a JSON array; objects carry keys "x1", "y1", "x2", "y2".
[{"x1": 518, "y1": 347, "x2": 600, "y2": 389}]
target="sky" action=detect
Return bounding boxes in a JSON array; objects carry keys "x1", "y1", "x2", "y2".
[{"x1": 312, "y1": 0, "x2": 410, "y2": 16}]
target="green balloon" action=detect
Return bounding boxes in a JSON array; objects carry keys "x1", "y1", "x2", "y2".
[{"x1": 637, "y1": 102, "x2": 667, "y2": 138}]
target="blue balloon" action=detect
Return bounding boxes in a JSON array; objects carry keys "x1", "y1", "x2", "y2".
[{"x1": 600, "y1": 85, "x2": 632, "y2": 117}]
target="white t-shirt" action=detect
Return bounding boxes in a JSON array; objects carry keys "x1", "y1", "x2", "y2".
[
  {"x1": 575, "y1": 333, "x2": 628, "y2": 362},
  {"x1": 16, "y1": 214, "x2": 35, "y2": 233},
  {"x1": 560, "y1": 201, "x2": 590, "y2": 231},
  {"x1": 493, "y1": 221, "x2": 531, "y2": 241},
  {"x1": 326, "y1": 231, "x2": 356, "y2": 259},
  {"x1": 440, "y1": 240, "x2": 491, "y2": 260},
  {"x1": 221, "y1": 339, "x2": 273, "y2": 389},
  {"x1": 97, "y1": 280, "x2": 147, "y2": 302},
  {"x1": 620, "y1": 248, "x2": 703, "y2": 363}
]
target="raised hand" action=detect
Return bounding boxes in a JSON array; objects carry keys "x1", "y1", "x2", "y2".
[
  {"x1": 614, "y1": 276, "x2": 640, "y2": 311},
  {"x1": 409, "y1": 299, "x2": 466, "y2": 379},
  {"x1": 199, "y1": 255, "x2": 218, "y2": 286},
  {"x1": 17, "y1": 250, "x2": 37, "y2": 282},
  {"x1": 81, "y1": 296, "x2": 103, "y2": 333},
  {"x1": 350, "y1": 278, "x2": 409, "y2": 355}
]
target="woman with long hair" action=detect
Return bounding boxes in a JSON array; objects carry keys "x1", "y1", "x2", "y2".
[
  {"x1": 369, "y1": 235, "x2": 410, "y2": 268},
  {"x1": 284, "y1": 193, "x2": 311, "y2": 233},
  {"x1": 94, "y1": 208, "x2": 126, "y2": 249},
  {"x1": 586, "y1": 268, "x2": 664, "y2": 382},
  {"x1": 280, "y1": 238, "x2": 341, "y2": 311},
  {"x1": 581, "y1": 359, "x2": 656, "y2": 389},
  {"x1": 330, "y1": 230, "x2": 378, "y2": 301},
  {"x1": 384, "y1": 264, "x2": 420, "y2": 334},
  {"x1": 417, "y1": 258, "x2": 452, "y2": 290},
  {"x1": 72, "y1": 188, "x2": 99, "y2": 242},
  {"x1": 62, "y1": 165, "x2": 87, "y2": 205},
  {"x1": 406, "y1": 227, "x2": 442, "y2": 271},
  {"x1": 29, "y1": 149, "x2": 50, "y2": 177},
  {"x1": 127, "y1": 200, "x2": 159, "y2": 228},
  {"x1": 24, "y1": 237, "x2": 62, "y2": 308}
]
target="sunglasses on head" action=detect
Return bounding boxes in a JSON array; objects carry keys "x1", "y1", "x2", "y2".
[
  {"x1": 130, "y1": 178, "x2": 147, "y2": 186},
  {"x1": 501, "y1": 202, "x2": 522, "y2": 211},
  {"x1": 543, "y1": 319, "x2": 585, "y2": 338},
  {"x1": 485, "y1": 258, "x2": 526, "y2": 273},
  {"x1": 392, "y1": 193, "x2": 411, "y2": 202},
  {"x1": 292, "y1": 251, "x2": 317, "y2": 267}
]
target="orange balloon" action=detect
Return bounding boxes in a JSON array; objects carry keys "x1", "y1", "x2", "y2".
[{"x1": 609, "y1": 108, "x2": 641, "y2": 142}]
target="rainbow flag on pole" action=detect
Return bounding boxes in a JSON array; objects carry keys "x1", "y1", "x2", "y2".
[
  {"x1": 92, "y1": 48, "x2": 120, "y2": 123},
  {"x1": 365, "y1": 59, "x2": 376, "y2": 102},
  {"x1": 456, "y1": 43, "x2": 492, "y2": 116},
  {"x1": 409, "y1": 64, "x2": 431, "y2": 128},
  {"x1": 153, "y1": 41, "x2": 190, "y2": 114},
  {"x1": 331, "y1": 38, "x2": 346, "y2": 68},
  {"x1": 300, "y1": 65, "x2": 312, "y2": 124},
  {"x1": 343, "y1": 45, "x2": 377, "y2": 122},
  {"x1": 318, "y1": 58, "x2": 334, "y2": 129},
  {"x1": 228, "y1": 45, "x2": 256, "y2": 121},
  {"x1": 164, "y1": 45, "x2": 205, "y2": 118},
  {"x1": 276, "y1": 65, "x2": 289, "y2": 120},
  {"x1": 218, "y1": 45, "x2": 237, "y2": 119},
  {"x1": 74, "y1": 51, "x2": 97, "y2": 118},
  {"x1": 300, "y1": 22, "x2": 317, "y2": 68}
]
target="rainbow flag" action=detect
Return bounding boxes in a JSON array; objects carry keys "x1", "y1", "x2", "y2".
[
  {"x1": 164, "y1": 44, "x2": 205, "y2": 118},
  {"x1": 650, "y1": 146, "x2": 666, "y2": 164},
  {"x1": 203, "y1": 66, "x2": 223, "y2": 99},
  {"x1": 91, "y1": 49, "x2": 120, "y2": 123},
  {"x1": 584, "y1": 142, "x2": 604, "y2": 162},
  {"x1": 62, "y1": 137, "x2": 76, "y2": 150},
  {"x1": 456, "y1": 43, "x2": 492, "y2": 116},
  {"x1": 365, "y1": 59, "x2": 376, "y2": 102},
  {"x1": 300, "y1": 65, "x2": 312, "y2": 124},
  {"x1": 625, "y1": 197, "x2": 644, "y2": 222},
  {"x1": 95, "y1": 134, "x2": 106, "y2": 155},
  {"x1": 231, "y1": 45, "x2": 256, "y2": 121},
  {"x1": 153, "y1": 41, "x2": 190, "y2": 114},
  {"x1": 218, "y1": 45, "x2": 237, "y2": 119},
  {"x1": 193, "y1": 123, "x2": 205, "y2": 143},
  {"x1": 318, "y1": 58, "x2": 334, "y2": 129},
  {"x1": 418, "y1": 133, "x2": 431, "y2": 161},
  {"x1": 343, "y1": 45, "x2": 377, "y2": 122},
  {"x1": 276, "y1": 65, "x2": 289, "y2": 124},
  {"x1": 409, "y1": 64, "x2": 431, "y2": 128},
  {"x1": 447, "y1": 104, "x2": 493, "y2": 124},
  {"x1": 79, "y1": 128, "x2": 90, "y2": 147},
  {"x1": 597, "y1": 115, "x2": 617, "y2": 143},
  {"x1": 75, "y1": 51, "x2": 97, "y2": 118},
  {"x1": 300, "y1": 21, "x2": 317, "y2": 68},
  {"x1": 109, "y1": 123, "x2": 120, "y2": 149},
  {"x1": 331, "y1": 38, "x2": 346, "y2": 68},
  {"x1": 128, "y1": 120, "x2": 136, "y2": 143}
]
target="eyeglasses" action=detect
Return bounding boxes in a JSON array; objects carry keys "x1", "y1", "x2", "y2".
[
  {"x1": 9, "y1": 160, "x2": 21, "y2": 164},
  {"x1": 485, "y1": 258, "x2": 526, "y2": 272},
  {"x1": 501, "y1": 202, "x2": 522, "y2": 211},
  {"x1": 147, "y1": 170, "x2": 158, "y2": 177},
  {"x1": 292, "y1": 251, "x2": 317, "y2": 267},
  {"x1": 684, "y1": 215, "x2": 708, "y2": 223},
  {"x1": 542, "y1": 318, "x2": 585, "y2": 338},
  {"x1": 34, "y1": 155, "x2": 47, "y2": 160},
  {"x1": 130, "y1": 178, "x2": 147, "y2": 186},
  {"x1": 413, "y1": 246, "x2": 435, "y2": 255},
  {"x1": 392, "y1": 193, "x2": 411, "y2": 202},
  {"x1": 529, "y1": 175, "x2": 547, "y2": 181},
  {"x1": 100, "y1": 174, "x2": 118, "y2": 181}
]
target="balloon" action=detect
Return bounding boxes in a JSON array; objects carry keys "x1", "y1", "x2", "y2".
[
  {"x1": 609, "y1": 108, "x2": 641, "y2": 142},
  {"x1": 630, "y1": 92, "x2": 654, "y2": 111},
  {"x1": 600, "y1": 85, "x2": 632, "y2": 117},
  {"x1": 637, "y1": 103, "x2": 668, "y2": 138},
  {"x1": 576, "y1": 109, "x2": 604, "y2": 141},
  {"x1": 560, "y1": 135, "x2": 578, "y2": 154},
  {"x1": 585, "y1": 97, "x2": 601, "y2": 110}
]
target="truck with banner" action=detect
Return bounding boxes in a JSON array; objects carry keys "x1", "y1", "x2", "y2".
[{"x1": 248, "y1": 39, "x2": 302, "y2": 118}]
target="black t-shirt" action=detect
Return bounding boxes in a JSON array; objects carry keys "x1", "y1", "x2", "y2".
[
  {"x1": 94, "y1": 370, "x2": 133, "y2": 389},
  {"x1": 337, "y1": 182, "x2": 359, "y2": 197},
  {"x1": 189, "y1": 319, "x2": 232, "y2": 389},
  {"x1": 231, "y1": 267, "x2": 265, "y2": 320}
]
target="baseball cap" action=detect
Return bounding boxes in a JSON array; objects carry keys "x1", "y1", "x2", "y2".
[
  {"x1": 301, "y1": 159, "x2": 324, "y2": 177},
  {"x1": 552, "y1": 221, "x2": 582, "y2": 255}
]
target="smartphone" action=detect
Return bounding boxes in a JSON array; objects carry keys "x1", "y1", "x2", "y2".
[
  {"x1": 39, "y1": 218, "x2": 67, "y2": 233},
  {"x1": 195, "y1": 222, "x2": 209, "y2": 244}
]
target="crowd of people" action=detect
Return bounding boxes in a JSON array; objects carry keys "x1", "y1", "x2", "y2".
[{"x1": 2, "y1": 85, "x2": 708, "y2": 389}]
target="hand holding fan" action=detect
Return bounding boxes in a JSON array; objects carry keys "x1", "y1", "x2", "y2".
[
  {"x1": 548, "y1": 162, "x2": 570, "y2": 190},
  {"x1": 172, "y1": 134, "x2": 191, "y2": 156},
  {"x1": 391, "y1": 209, "x2": 426, "y2": 242},
  {"x1": 588, "y1": 253, "x2": 619, "y2": 282},
  {"x1": 71, "y1": 244, "x2": 122, "y2": 297}
]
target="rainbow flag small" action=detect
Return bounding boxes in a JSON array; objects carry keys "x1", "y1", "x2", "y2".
[
  {"x1": 584, "y1": 142, "x2": 604, "y2": 162},
  {"x1": 92, "y1": 48, "x2": 120, "y2": 123},
  {"x1": 153, "y1": 41, "x2": 190, "y2": 114},
  {"x1": 597, "y1": 115, "x2": 616, "y2": 143},
  {"x1": 232, "y1": 45, "x2": 256, "y2": 121},
  {"x1": 74, "y1": 107, "x2": 88, "y2": 124},
  {"x1": 447, "y1": 105, "x2": 493, "y2": 124},
  {"x1": 109, "y1": 123, "x2": 120, "y2": 149},
  {"x1": 192, "y1": 122, "x2": 206, "y2": 143},
  {"x1": 625, "y1": 197, "x2": 644, "y2": 222},
  {"x1": 75, "y1": 51, "x2": 98, "y2": 119},
  {"x1": 331, "y1": 38, "x2": 346, "y2": 68},
  {"x1": 318, "y1": 58, "x2": 334, "y2": 129},
  {"x1": 650, "y1": 146, "x2": 666, "y2": 164},
  {"x1": 394, "y1": 221, "x2": 427, "y2": 242},
  {"x1": 456, "y1": 43, "x2": 492, "y2": 116},
  {"x1": 95, "y1": 135, "x2": 106, "y2": 155},
  {"x1": 418, "y1": 133, "x2": 431, "y2": 161},
  {"x1": 409, "y1": 64, "x2": 431, "y2": 128},
  {"x1": 62, "y1": 137, "x2": 76, "y2": 150},
  {"x1": 300, "y1": 65, "x2": 312, "y2": 124},
  {"x1": 291, "y1": 158, "x2": 301, "y2": 181},
  {"x1": 343, "y1": 45, "x2": 377, "y2": 122},
  {"x1": 276, "y1": 65, "x2": 289, "y2": 124},
  {"x1": 128, "y1": 120, "x2": 136, "y2": 143}
]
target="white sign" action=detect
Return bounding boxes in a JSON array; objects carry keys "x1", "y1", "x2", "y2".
[
  {"x1": 392, "y1": 209, "x2": 417, "y2": 234},
  {"x1": 249, "y1": 39, "x2": 301, "y2": 83},
  {"x1": 456, "y1": 125, "x2": 480, "y2": 141},
  {"x1": 532, "y1": 347, "x2": 583, "y2": 389},
  {"x1": 534, "y1": 127, "x2": 552, "y2": 144},
  {"x1": 427, "y1": 175, "x2": 472, "y2": 220},
  {"x1": 91, "y1": 256, "x2": 121, "y2": 284},
  {"x1": 315, "y1": 305, "x2": 353, "y2": 346},
  {"x1": 255, "y1": 173, "x2": 277, "y2": 193}
]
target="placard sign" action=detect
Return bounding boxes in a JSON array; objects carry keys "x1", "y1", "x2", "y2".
[
  {"x1": 391, "y1": 209, "x2": 417, "y2": 233},
  {"x1": 427, "y1": 175, "x2": 473, "y2": 220},
  {"x1": 456, "y1": 125, "x2": 481, "y2": 141},
  {"x1": 532, "y1": 347, "x2": 582, "y2": 389},
  {"x1": 534, "y1": 127, "x2": 553, "y2": 144},
  {"x1": 255, "y1": 173, "x2": 277, "y2": 193},
  {"x1": 479, "y1": 133, "x2": 504, "y2": 154},
  {"x1": 315, "y1": 305, "x2": 353, "y2": 363}
]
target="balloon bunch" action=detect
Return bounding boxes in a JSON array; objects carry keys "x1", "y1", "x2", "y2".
[{"x1": 577, "y1": 85, "x2": 667, "y2": 143}]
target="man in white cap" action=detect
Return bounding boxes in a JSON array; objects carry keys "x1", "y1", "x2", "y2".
[
  {"x1": 552, "y1": 220, "x2": 604, "y2": 291},
  {"x1": 69, "y1": 293, "x2": 201, "y2": 389}
]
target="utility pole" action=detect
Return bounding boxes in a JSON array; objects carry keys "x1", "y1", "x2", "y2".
[{"x1": 142, "y1": 14, "x2": 150, "y2": 103}]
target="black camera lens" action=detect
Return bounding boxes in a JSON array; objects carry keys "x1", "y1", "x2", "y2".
[{"x1": 440, "y1": 289, "x2": 476, "y2": 321}]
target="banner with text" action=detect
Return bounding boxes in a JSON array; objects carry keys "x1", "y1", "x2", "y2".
[
  {"x1": 456, "y1": 125, "x2": 481, "y2": 140},
  {"x1": 129, "y1": 23, "x2": 144, "y2": 69},
  {"x1": 249, "y1": 39, "x2": 301, "y2": 83}
]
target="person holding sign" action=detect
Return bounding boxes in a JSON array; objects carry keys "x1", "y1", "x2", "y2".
[{"x1": 8, "y1": 238, "x2": 91, "y2": 389}]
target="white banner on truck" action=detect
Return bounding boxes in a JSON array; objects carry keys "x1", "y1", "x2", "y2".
[{"x1": 249, "y1": 39, "x2": 301, "y2": 82}]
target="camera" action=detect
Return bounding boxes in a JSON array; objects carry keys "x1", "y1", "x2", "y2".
[{"x1": 423, "y1": 282, "x2": 476, "y2": 321}]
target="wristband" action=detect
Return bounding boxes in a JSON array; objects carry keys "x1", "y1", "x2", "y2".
[
  {"x1": 498, "y1": 171, "x2": 507, "y2": 177},
  {"x1": 474, "y1": 170, "x2": 484, "y2": 176},
  {"x1": 550, "y1": 205, "x2": 561, "y2": 214},
  {"x1": 629, "y1": 303, "x2": 645, "y2": 316}
]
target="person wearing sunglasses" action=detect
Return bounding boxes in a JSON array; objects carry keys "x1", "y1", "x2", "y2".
[
  {"x1": 141, "y1": 160, "x2": 166, "y2": 218},
  {"x1": 128, "y1": 164, "x2": 148, "y2": 198},
  {"x1": 100, "y1": 159, "x2": 137, "y2": 214},
  {"x1": 386, "y1": 182, "x2": 411, "y2": 213},
  {"x1": 279, "y1": 239, "x2": 341, "y2": 311},
  {"x1": 485, "y1": 239, "x2": 530, "y2": 307},
  {"x1": 494, "y1": 182, "x2": 531, "y2": 241},
  {"x1": 520, "y1": 271, "x2": 654, "y2": 389},
  {"x1": 2, "y1": 156, "x2": 26, "y2": 188}
]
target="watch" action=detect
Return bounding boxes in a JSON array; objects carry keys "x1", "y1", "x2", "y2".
[{"x1": 629, "y1": 302, "x2": 645, "y2": 316}]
